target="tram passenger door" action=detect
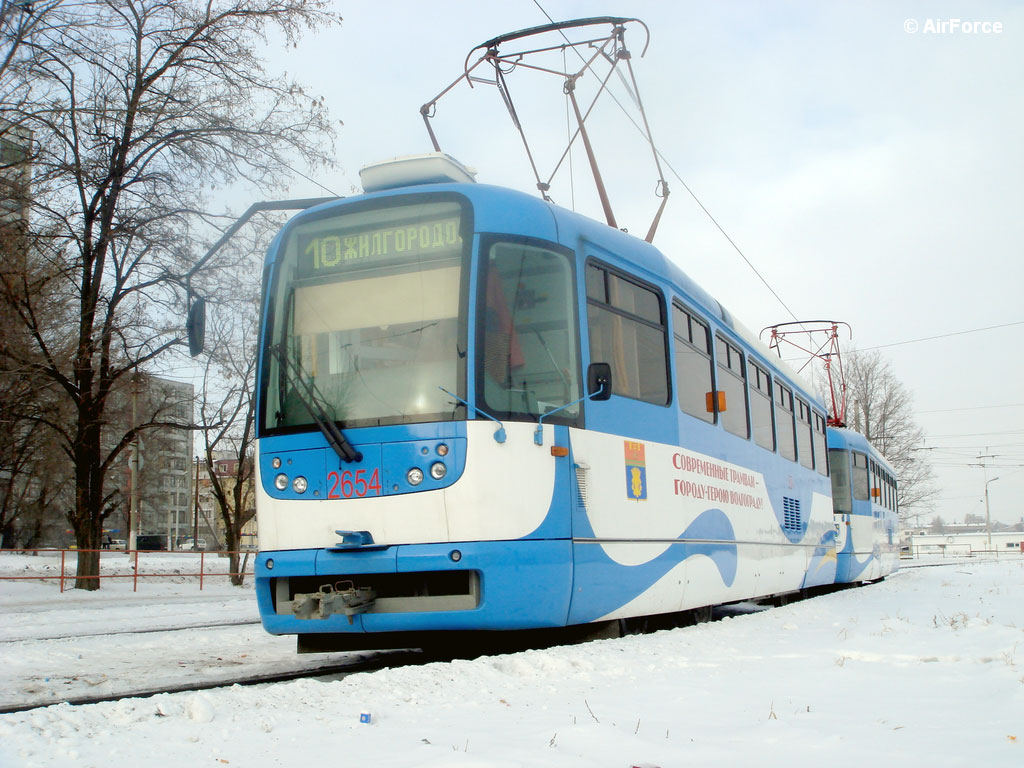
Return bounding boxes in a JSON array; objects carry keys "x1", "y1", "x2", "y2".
[
  {"x1": 579, "y1": 260, "x2": 675, "y2": 441},
  {"x1": 574, "y1": 258, "x2": 678, "y2": 525},
  {"x1": 566, "y1": 259, "x2": 685, "y2": 623}
]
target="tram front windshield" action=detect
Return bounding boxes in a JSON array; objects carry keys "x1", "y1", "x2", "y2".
[{"x1": 262, "y1": 199, "x2": 468, "y2": 431}]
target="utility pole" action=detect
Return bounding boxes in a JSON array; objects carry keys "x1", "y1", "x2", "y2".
[
  {"x1": 971, "y1": 451, "x2": 999, "y2": 554},
  {"x1": 984, "y1": 476, "x2": 1000, "y2": 553},
  {"x1": 193, "y1": 454, "x2": 200, "y2": 546},
  {"x1": 128, "y1": 374, "x2": 142, "y2": 551}
]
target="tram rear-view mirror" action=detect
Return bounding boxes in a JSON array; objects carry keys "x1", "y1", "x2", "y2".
[
  {"x1": 187, "y1": 296, "x2": 206, "y2": 357},
  {"x1": 587, "y1": 362, "x2": 612, "y2": 401}
]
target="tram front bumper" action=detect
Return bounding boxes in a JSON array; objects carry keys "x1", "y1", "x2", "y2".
[{"x1": 255, "y1": 539, "x2": 573, "y2": 635}]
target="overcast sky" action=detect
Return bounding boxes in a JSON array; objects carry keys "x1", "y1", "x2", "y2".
[{"x1": 261, "y1": 0, "x2": 1024, "y2": 526}]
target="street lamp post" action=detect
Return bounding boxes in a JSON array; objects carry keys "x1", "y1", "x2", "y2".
[
  {"x1": 128, "y1": 374, "x2": 142, "y2": 552},
  {"x1": 193, "y1": 455, "x2": 201, "y2": 546},
  {"x1": 984, "y1": 476, "x2": 999, "y2": 553}
]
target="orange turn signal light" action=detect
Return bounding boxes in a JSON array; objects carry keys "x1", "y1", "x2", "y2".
[
  {"x1": 706, "y1": 391, "x2": 726, "y2": 413},
  {"x1": 550, "y1": 446, "x2": 569, "y2": 458}
]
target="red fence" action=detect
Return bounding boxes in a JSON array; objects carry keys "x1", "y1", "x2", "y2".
[{"x1": 0, "y1": 549, "x2": 255, "y2": 591}]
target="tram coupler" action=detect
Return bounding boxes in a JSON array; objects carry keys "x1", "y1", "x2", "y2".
[{"x1": 291, "y1": 580, "x2": 376, "y2": 623}]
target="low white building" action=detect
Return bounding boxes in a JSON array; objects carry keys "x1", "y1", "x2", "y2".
[{"x1": 908, "y1": 531, "x2": 1024, "y2": 557}]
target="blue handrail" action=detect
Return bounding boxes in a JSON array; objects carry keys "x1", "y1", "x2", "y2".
[{"x1": 438, "y1": 386, "x2": 506, "y2": 443}]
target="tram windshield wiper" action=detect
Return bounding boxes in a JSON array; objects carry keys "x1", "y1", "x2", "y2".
[{"x1": 270, "y1": 345, "x2": 363, "y2": 464}]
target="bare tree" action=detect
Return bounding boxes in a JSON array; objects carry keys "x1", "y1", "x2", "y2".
[
  {"x1": 0, "y1": 422, "x2": 74, "y2": 547},
  {"x1": 0, "y1": 1, "x2": 65, "y2": 86},
  {"x1": 0, "y1": 0, "x2": 339, "y2": 588},
  {"x1": 0, "y1": 379, "x2": 66, "y2": 547},
  {"x1": 196, "y1": 238, "x2": 264, "y2": 585},
  {"x1": 844, "y1": 348, "x2": 937, "y2": 520},
  {"x1": 0, "y1": 218, "x2": 76, "y2": 548}
]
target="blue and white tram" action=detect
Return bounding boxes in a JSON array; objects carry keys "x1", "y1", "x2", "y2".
[
  {"x1": 827, "y1": 427, "x2": 900, "y2": 583},
  {"x1": 252, "y1": 154, "x2": 896, "y2": 651}
]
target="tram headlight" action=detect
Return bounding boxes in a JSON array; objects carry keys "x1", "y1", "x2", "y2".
[
  {"x1": 430, "y1": 461, "x2": 447, "y2": 480},
  {"x1": 436, "y1": 443, "x2": 449, "y2": 457},
  {"x1": 407, "y1": 467, "x2": 424, "y2": 486},
  {"x1": 292, "y1": 476, "x2": 308, "y2": 494},
  {"x1": 274, "y1": 473, "x2": 288, "y2": 491},
  {"x1": 271, "y1": 457, "x2": 282, "y2": 469}
]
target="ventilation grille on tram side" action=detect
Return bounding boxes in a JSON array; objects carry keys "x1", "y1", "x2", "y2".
[
  {"x1": 783, "y1": 497, "x2": 801, "y2": 530},
  {"x1": 575, "y1": 467, "x2": 588, "y2": 507}
]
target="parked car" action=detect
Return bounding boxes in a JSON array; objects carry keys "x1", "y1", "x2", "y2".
[
  {"x1": 135, "y1": 534, "x2": 166, "y2": 551},
  {"x1": 180, "y1": 537, "x2": 207, "y2": 551}
]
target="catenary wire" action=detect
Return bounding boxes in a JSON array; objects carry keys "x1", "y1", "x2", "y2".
[
  {"x1": 530, "y1": 0, "x2": 800, "y2": 322},
  {"x1": 861, "y1": 321, "x2": 1024, "y2": 351}
]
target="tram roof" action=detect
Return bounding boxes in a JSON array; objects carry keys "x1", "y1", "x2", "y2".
[
  {"x1": 827, "y1": 426, "x2": 896, "y2": 474},
  {"x1": 277, "y1": 180, "x2": 819, "y2": 407}
]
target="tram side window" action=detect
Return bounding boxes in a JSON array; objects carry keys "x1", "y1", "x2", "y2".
[
  {"x1": 852, "y1": 451, "x2": 869, "y2": 501},
  {"x1": 586, "y1": 264, "x2": 669, "y2": 405},
  {"x1": 796, "y1": 398, "x2": 814, "y2": 470},
  {"x1": 672, "y1": 303, "x2": 715, "y2": 423},
  {"x1": 813, "y1": 412, "x2": 828, "y2": 476},
  {"x1": 715, "y1": 336, "x2": 749, "y2": 438},
  {"x1": 479, "y1": 241, "x2": 582, "y2": 421},
  {"x1": 750, "y1": 362, "x2": 775, "y2": 451},
  {"x1": 774, "y1": 382, "x2": 796, "y2": 461},
  {"x1": 828, "y1": 449, "x2": 852, "y2": 514}
]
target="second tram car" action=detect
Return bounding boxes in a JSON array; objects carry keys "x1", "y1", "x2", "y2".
[
  {"x1": 828, "y1": 427, "x2": 900, "y2": 583},
  {"x1": 251, "y1": 154, "x2": 898, "y2": 651}
]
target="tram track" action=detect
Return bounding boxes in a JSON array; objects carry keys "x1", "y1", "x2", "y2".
[
  {"x1": 3, "y1": 568, "x2": 956, "y2": 718},
  {"x1": 0, "y1": 603, "x2": 779, "y2": 716},
  {"x1": 0, "y1": 648, "x2": 428, "y2": 716},
  {"x1": 0, "y1": 618, "x2": 261, "y2": 644}
]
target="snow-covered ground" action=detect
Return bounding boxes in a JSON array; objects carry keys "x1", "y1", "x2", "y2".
[
  {"x1": 0, "y1": 552, "x2": 363, "y2": 711},
  {"x1": 1, "y1": 554, "x2": 1022, "y2": 767}
]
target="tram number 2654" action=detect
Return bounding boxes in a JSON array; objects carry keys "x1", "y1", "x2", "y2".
[{"x1": 327, "y1": 469, "x2": 382, "y2": 499}]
